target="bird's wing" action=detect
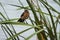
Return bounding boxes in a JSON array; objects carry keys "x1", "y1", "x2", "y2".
[{"x1": 21, "y1": 12, "x2": 24, "y2": 17}]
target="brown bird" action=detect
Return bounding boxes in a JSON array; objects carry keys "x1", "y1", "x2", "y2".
[{"x1": 18, "y1": 10, "x2": 29, "y2": 22}]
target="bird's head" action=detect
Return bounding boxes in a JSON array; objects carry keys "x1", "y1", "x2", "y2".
[{"x1": 24, "y1": 10, "x2": 29, "y2": 13}]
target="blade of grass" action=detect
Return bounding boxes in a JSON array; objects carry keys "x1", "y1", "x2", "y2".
[
  {"x1": 39, "y1": 0, "x2": 60, "y2": 14},
  {"x1": 29, "y1": 17, "x2": 35, "y2": 25},
  {"x1": 0, "y1": 3, "x2": 9, "y2": 20},
  {"x1": 7, "y1": 27, "x2": 35, "y2": 40},
  {"x1": 0, "y1": 12, "x2": 16, "y2": 40},
  {"x1": 0, "y1": 21, "x2": 42, "y2": 28},
  {"x1": 0, "y1": 18, "x2": 8, "y2": 38},
  {"x1": 26, "y1": 0, "x2": 40, "y2": 25},
  {"x1": 42, "y1": 2, "x2": 57, "y2": 40},
  {"x1": 53, "y1": 0, "x2": 60, "y2": 6},
  {"x1": 36, "y1": 1, "x2": 55, "y2": 40},
  {"x1": 18, "y1": 0, "x2": 24, "y2": 6},
  {"x1": 0, "y1": 3, "x2": 20, "y2": 40},
  {"x1": 0, "y1": 12, "x2": 7, "y2": 20},
  {"x1": 26, "y1": 29, "x2": 44, "y2": 40}
]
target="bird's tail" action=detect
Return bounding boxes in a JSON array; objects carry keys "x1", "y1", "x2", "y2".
[{"x1": 17, "y1": 18, "x2": 24, "y2": 22}]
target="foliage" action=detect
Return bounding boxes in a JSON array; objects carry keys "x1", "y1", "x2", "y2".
[{"x1": 0, "y1": 0, "x2": 60, "y2": 40}]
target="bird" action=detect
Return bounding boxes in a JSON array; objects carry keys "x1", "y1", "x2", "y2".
[{"x1": 17, "y1": 10, "x2": 29, "y2": 22}]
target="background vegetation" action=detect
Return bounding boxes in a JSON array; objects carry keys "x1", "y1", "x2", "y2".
[{"x1": 0, "y1": 0, "x2": 60, "y2": 40}]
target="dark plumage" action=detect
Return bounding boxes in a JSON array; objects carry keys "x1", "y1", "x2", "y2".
[
  {"x1": 18, "y1": 18, "x2": 24, "y2": 22},
  {"x1": 18, "y1": 10, "x2": 29, "y2": 22}
]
